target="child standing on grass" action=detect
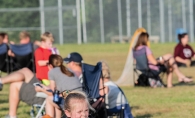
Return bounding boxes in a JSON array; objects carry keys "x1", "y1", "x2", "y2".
[{"x1": 35, "y1": 32, "x2": 54, "y2": 82}]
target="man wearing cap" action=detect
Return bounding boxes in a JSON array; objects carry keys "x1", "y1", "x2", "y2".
[{"x1": 64, "y1": 52, "x2": 83, "y2": 83}]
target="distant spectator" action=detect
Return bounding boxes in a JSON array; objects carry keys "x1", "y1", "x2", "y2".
[
  {"x1": 133, "y1": 32, "x2": 192, "y2": 87},
  {"x1": 8, "y1": 31, "x2": 38, "y2": 57},
  {"x1": 0, "y1": 32, "x2": 9, "y2": 44},
  {"x1": 174, "y1": 33, "x2": 195, "y2": 67},
  {"x1": 19, "y1": 31, "x2": 31, "y2": 44}
]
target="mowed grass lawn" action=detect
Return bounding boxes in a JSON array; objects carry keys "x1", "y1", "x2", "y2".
[{"x1": 1, "y1": 43, "x2": 195, "y2": 118}]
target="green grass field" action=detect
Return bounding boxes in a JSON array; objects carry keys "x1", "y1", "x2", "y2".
[{"x1": 1, "y1": 43, "x2": 195, "y2": 118}]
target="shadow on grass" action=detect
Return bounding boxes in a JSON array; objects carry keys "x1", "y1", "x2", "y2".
[
  {"x1": 0, "y1": 99, "x2": 8, "y2": 104},
  {"x1": 0, "y1": 107, "x2": 9, "y2": 111},
  {"x1": 134, "y1": 112, "x2": 162, "y2": 118},
  {"x1": 131, "y1": 106, "x2": 140, "y2": 110},
  {"x1": 173, "y1": 82, "x2": 195, "y2": 87},
  {"x1": 134, "y1": 114, "x2": 153, "y2": 118}
]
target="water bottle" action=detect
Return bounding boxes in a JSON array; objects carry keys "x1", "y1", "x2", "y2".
[{"x1": 53, "y1": 90, "x2": 60, "y2": 104}]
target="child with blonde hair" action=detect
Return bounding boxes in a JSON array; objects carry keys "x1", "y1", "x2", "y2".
[
  {"x1": 64, "y1": 91, "x2": 94, "y2": 118},
  {"x1": 100, "y1": 61, "x2": 133, "y2": 118}
]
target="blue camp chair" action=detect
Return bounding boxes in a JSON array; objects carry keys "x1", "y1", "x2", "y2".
[
  {"x1": 106, "y1": 86, "x2": 129, "y2": 118},
  {"x1": 82, "y1": 62, "x2": 107, "y2": 118},
  {"x1": 133, "y1": 47, "x2": 164, "y2": 86},
  {"x1": 9, "y1": 43, "x2": 35, "y2": 72},
  {"x1": 0, "y1": 43, "x2": 9, "y2": 76}
]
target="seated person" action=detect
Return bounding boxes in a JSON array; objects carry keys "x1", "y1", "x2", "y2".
[
  {"x1": 64, "y1": 52, "x2": 83, "y2": 83},
  {"x1": 133, "y1": 32, "x2": 192, "y2": 88},
  {"x1": 0, "y1": 32, "x2": 55, "y2": 118},
  {"x1": 0, "y1": 67, "x2": 48, "y2": 118},
  {"x1": 99, "y1": 61, "x2": 133, "y2": 118},
  {"x1": 64, "y1": 91, "x2": 94, "y2": 118},
  {"x1": 36, "y1": 54, "x2": 83, "y2": 118},
  {"x1": 174, "y1": 33, "x2": 195, "y2": 67},
  {"x1": 0, "y1": 32, "x2": 9, "y2": 44},
  {"x1": 8, "y1": 31, "x2": 37, "y2": 57}
]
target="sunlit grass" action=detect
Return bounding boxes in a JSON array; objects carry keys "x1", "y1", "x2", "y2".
[{"x1": 1, "y1": 43, "x2": 195, "y2": 117}]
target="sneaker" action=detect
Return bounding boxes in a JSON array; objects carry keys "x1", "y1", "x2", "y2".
[
  {"x1": 0, "y1": 83, "x2": 3, "y2": 91},
  {"x1": 4, "y1": 115, "x2": 17, "y2": 118}
]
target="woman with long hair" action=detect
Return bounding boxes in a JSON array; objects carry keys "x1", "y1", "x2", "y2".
[
  {"x1": 133, "y1": 32, "x2": 193, "y2": 88},
  {"x1": 36, "y1": 54, "x2": 82, "y2": 118}
]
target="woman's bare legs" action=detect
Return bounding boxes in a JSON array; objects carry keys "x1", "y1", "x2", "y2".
[
  {"x1": 46, "y1": 96, "x2": 62, "y2": 118},
  {"x1": 162, "y1": 54, "x2": 193, "y2": 82},
  {"x1": 167, "y1": 72, "x2": 173, "y2": 88},
  {"x1": 8, "y1": 82, "x2": 23, "y2": 117},
  {"x1": 0, "y1": 68, "x2": 34, "y2": 84}
]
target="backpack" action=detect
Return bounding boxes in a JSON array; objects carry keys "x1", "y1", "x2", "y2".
[
  {"x1": 136, "y1": 73, "x2": 164, "y2": 87},
  {"x1": 136, "y1": 73, "x2": 150, "y2": 86}
]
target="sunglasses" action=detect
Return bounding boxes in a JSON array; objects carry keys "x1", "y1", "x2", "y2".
[{"x1": 61, "y1": 90, "x2": 71, "y2": 99}]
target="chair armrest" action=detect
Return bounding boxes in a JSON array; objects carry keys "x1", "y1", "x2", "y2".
[{"x1": 36, "y1": 92, "x2": 48, "y2": 98}]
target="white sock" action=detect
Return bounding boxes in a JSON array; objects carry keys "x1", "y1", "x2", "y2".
[
  {"x1": 10, "y1": 116, "x2": 17, "y2": 118},
  {"x1": 0, "y1": 79, "x2": 2, "y2": 84}
]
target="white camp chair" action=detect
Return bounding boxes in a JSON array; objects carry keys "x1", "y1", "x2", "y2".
[{"x1": 30, "y1": 92, "x2": 47, "y2": 118}]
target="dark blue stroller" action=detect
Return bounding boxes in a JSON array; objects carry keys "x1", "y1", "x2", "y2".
[
  {"x1": 9, "y1": 43, "x2": 35, "y2": 72},
  {"x1": 82, "y1": 62, "x2": 107, "y2": 118},
  {"x1": 0, "y1": 43, "x2": 10, "y2": 76}
]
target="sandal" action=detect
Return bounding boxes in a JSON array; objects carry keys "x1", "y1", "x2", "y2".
[{"x1": 179, "y1": 77, "x2": 193, "y2": 83}]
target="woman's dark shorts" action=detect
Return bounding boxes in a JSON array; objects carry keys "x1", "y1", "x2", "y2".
[{"x1": 19, "y1": 75, "x2": 45, "y2": 105}]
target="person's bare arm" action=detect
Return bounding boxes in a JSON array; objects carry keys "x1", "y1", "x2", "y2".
[
  {"x1": 175, "y1": 56, "x2": 189, "y2": 64},
  {"x1": 37, "y1": 60, "x2": 49, "y2": 66},
  {"x1": 147, "y1": 54, "x2": 158, "y2": 65},
  {"x1": 8, "y1": 50, "x2": 15, "y2": 57},
  {"x1": 35, "y1": 86, "x2": 53, "y2": 96}
]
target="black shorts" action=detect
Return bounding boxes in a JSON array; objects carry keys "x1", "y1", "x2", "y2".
[
  {"x1": 177, "y1": 61, "x2": 195, "y2": 67},
  {"x1": 19, "y1": 75, "x2": 45, "y2": 105}
]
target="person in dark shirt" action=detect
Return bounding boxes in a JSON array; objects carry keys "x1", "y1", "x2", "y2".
[{"x1": 174, "y1": 33, "x2": 195, "y2": 67}]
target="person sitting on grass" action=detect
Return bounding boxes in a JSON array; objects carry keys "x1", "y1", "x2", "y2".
[
  {"x1": 36, "y1": 54, "x2": 83, "y2": 118},
  {"x1": 133, "y1": 32, "x2": 193, "y2": 88},
  {"x1": 99, "y1": 61, "x2": 133, "y2": 118},
  {"x1": 64, "y1": 52, "x2": 83, "y2": 83},
  {"x1": 174, "y1": 33, "x2": 195, "y2": 67}
]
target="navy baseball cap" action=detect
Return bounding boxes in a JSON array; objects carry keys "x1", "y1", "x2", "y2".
[{"x1": 64, "y1": 52, "x2": 83, "y2": 63}]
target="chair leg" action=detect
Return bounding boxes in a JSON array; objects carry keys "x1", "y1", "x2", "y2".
[
  {"x1": 35, "y1": 100, "x2": 46, "y2": 118},
  {"x1": 30, "y1": 106, "x2": 35, "y2": 118},
  {"x1": 120, "y1": 109, "x2": 124, "y2": 118}
]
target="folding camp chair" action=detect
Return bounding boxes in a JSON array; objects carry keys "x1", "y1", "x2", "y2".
[
  {"x1": 82, "y1": 62, "x2": 107, "y2": 118},
  {"x1": 9, "y1": 43, "x2": 35, "y2": 72},
  {"x1": 106, "y1": 85, "x2": 133, "y2": 118},
  {"x1": 106, "y1": 86, "x2": 125, "y2": 118},
  {"x1": 133, "y1": 47, "x2": 164, "y2": 87},
  {"x1": 29, "y1": 92, "x2": 47, "y2": 118},
  {"x1": 0, "y1": 43, "x2": 9, "y2": 76}
]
